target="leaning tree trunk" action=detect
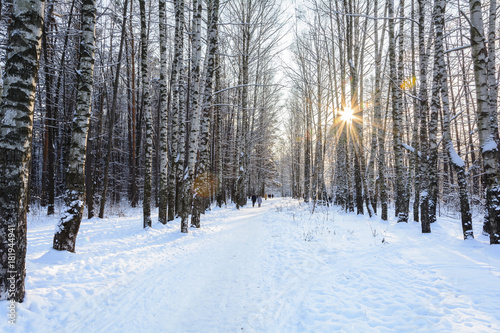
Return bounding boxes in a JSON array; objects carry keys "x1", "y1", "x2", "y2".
[
  {"x1": 433, "y1": 0, "x2": 473, "y2": 239},
  {"x1": 0, "y1": 0, "x2": 45, "y2": 302},
  {"x1": 53, "y1": 0, "x2": 96, "y2": 252},
  {"x1": 469, "y1": 0, "x2": 500, "y2": 244},
  {"x1": 139, "y1": 0, "x2": 153, "y2": 228}
]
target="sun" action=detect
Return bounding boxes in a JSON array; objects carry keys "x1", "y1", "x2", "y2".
[{"x1": 340, "y1": 107, "x2": 355, "y2": 123}]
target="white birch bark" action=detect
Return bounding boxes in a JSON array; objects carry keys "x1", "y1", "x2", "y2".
[
  {"x1": 418, "y1": 0, "x2": 431, "y2": 233},
  {"x1": 168, "y1": 0, "x2": 184, "y2": 222},
  {"x1": 180, "y1": 0, "x2": 203, "y2": 228},
  {"x1": 158, "y1": 0, "x2": 169, "y2": 224},
  {"x1": 469, "y1": 0, "x2": 500, "y2": 244},
  {"x1": 192, "y1": 0, "x2": 219, "y2": 228},
  {"x1": 388, "y1": 0, "x2": 407, "y2": 223},
  {"x1": 0, "y1": 0, "x2": 45, "y2": 302},
  {"x1": 175, "y1": 0, "x2": 187, "y2": 232},
  {"x1": 487, "y1": 0, "x2": 498, "y2": 149},
  {"x1": 53, "y1": 0, "x2": 97, "y2": 251},
  {"x1": 139, "y1": 0, "x2": 153, "y2": 228},
  {"x1": 433, "y1": 0, "x2": 472, "y2": 239},
  {"x1": 374, "y1": 0, "x2": 388, "y2": 220}
]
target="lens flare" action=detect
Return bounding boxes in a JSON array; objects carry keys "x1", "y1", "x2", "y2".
[
  {"x1": 340, "y1": 107, "x2": 355, "y2": 122},
  {"x1": 192, "y1": 172, "x2": 219, "y2": 198},
  {"x1": 400, "y1": 76, "x2": 416, "y2": 90}
]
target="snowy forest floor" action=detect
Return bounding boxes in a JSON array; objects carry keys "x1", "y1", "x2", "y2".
[{"x1": 2, "y1": 198, "x2": 500, "y2": 332}]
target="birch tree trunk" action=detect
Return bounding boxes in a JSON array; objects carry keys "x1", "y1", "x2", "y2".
[
  {"x1": 139, "y1": 0, "x2": 153, "y2": 228},
  {"x1": 487, "y1": 0, "x2": 498, "y2": 154},
  {"x1": 53, "y1": 0, "x2": 96, "y2": 252},
  {"x1": 192, "y1": 0, "x2": 219, "y2": 228},
  {"x1": 235, "y1": 4, "x2": 250, "y2": 209},
  {"x1": 168, "y1": 0, "x2": 184, "y2": 222},
  {"x1": 388, "y1": 0, "x2": 408, "y2": 222},
  {"x1": 374, "y1": 0, "x2": 388, "y2": 220},
  {"x1": 469, "y1": 0, "x2": 500, "y2": 244},
  {"x1": 484, "y1": 0, "x2": 499, "y2": 234},
  {"x1": 173, "y1": 0, "x2": 187, "y2": 232},
  {"x1": 180, "y1": 0, "x2": 203, "y2": 229},
  {"x1": 428, "y1": 23, "x2": 440, "y2": 228},
  {"x1": 418, "y1": 0, "x2": 431, "y2": 233},
  {"x1": 0, "y1": 0, "x2": 45, "y2": 302},
  {"x1": 158, "y1": 0, "x2": 169, "y2": 224},
  {"x1": 304, "y1": 98, "x2": 312, "y2": 203},
  {"x1": 432, "y1": 0, "x2": 473, "y2": 239}
]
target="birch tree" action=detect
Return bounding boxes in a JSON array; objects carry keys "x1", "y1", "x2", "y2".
[
  {"x1": 157, "y1": 0, "x2": 169, "y2": 224},
  {"x1": 432, "y1": 0, "x2": 472, "y2": 239},
  {"x1": 179, "y1": 0, "x2": 203, "y2": 230},
  {"x1": 192, "y1": 0, "x2": 220, "y2": 228},
  {"x1": 373, "y1": 0, "x2": 388, "y2": 220},
  {"x1": 53, "y1": 0, "x2": 97, "y2": 251},
  {"x1": 469, "y1": 0, "x2": 500, "y2": 244},
  {"x1": 168, "y1": 0, "x2": 184, "y2": 222},
  {"x1": 418, "y1": 0, "x2": 431, "y2": 233},
  {"x1": 139, "y1": 0, "x2": 153, "y2": 228},
  {"x1": 0, "y1": 0, "x2": 45, "y2": 302},
  {"x1": 388, "y1": 0, "x2": 408, "y2": 223}
]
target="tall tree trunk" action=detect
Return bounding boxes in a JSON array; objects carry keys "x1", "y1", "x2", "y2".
[
  {"x1": 432, "y1": 0, "x2": 473, "y2": 239},
  {"x1": 172, "y1": 0, "x2": 187, "y2": 231},
  {"x1": 236, "y1": 5, "x2": 250, "y2": 209},
  {"x1": 128, "y1": 0, "x2": 138, "y2": 208},
  {"x1": 487, "y1": 0, "x2": 498, "y2": 154},
  {"x1": 53, "y1": 0, "x2": 97, "y2": 251},
  {"x1": 428, "y1": 14, "x2": 440, "y2": 227},
  {"x1": 388, "y1": 0, "x2": 407, "y2": 222},
  {"x1": 139, "y1": 0, "x2": 153, "y2": 228},
  {"x1": 181, "y1": 0, "x2": 203, "y2": 229},
  {"x1": 469, "y1": 0, "x2": 500, "y2": 244},
  {"x1": 168, "y1": 0, "x2": 182, "y2": 221},
  {"x1": 192, "y1": 0, "x2": 219, "y2": 228},
  {"x1": 373, "y1": 0, "x2": 388, "y2": 220},
  {"x1": 304, "y1": 99, "x2": 311, "y2": 203},
  {"x1": 418, "y1": 0, "x2": 431, "y2": 233},
  {"x1": 157, "y1": 0, "x2": 169, "y2": 224},
  {"x1": 0, "y1": 0, "x2": 45, "y2": 302}
]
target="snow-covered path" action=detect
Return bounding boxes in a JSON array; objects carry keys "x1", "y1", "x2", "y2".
[
  {"x1": 2, "y1": 198, "x2": 500, "y2": 332},
  {"x1": 70, "y1": 205, "x2": 271, "y2": 332}
]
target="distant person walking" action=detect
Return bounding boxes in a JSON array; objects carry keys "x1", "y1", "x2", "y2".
[
  {"x1": 257, "y1": 196, "x2": 262, "y2": 208},
  {"x1": 251, "y1": 194, "x2": 257, "y2": 207}
]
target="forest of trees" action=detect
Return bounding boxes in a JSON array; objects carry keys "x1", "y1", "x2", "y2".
[
  {"x1": 278, "y1": 0, "x2": 499, "y2": 242},
  {"x1": 0, "y1": 0, "x2": 499, "y2": 303}
]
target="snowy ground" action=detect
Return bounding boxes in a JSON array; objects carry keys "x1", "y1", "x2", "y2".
[{"x1": 2, "y1": 198, "x2": 500, "y2": 332}]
